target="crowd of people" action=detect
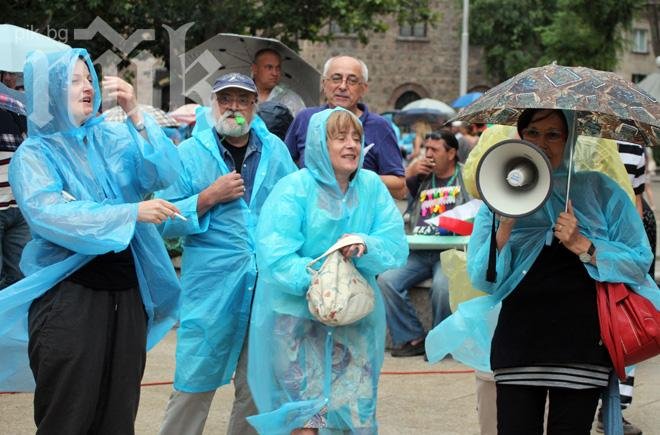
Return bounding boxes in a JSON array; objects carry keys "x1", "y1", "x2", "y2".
[{"x1": 0, "y1": 42, "x2": 658, "y2": 435}]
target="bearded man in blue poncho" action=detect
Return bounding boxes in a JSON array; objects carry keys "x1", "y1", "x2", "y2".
[
  {"x1": 0, "y1": 48, "x2": 183, "y2": 435},
  {"x1": 156, "y1": 73, "x2": 297, "y2": 435}
]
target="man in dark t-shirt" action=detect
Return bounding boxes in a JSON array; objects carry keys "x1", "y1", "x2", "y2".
[{"x1": 378, "y1": 131, "x2": 471, "y2": 357}]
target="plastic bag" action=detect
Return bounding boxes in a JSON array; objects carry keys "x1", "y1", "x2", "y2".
[{"x1": 440, "y1": 249, "x2": 487, "y2": 313}]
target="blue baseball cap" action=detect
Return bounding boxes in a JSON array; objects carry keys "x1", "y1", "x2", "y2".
[{"x1": 212, "y1": 73, "x2": 257, "y2": 94}]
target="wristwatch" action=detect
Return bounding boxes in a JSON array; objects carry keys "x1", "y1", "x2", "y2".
[
  {"x1": 133, "y1": 120, "x2": 146, "y2": 132},
  {"x1": 579, "y1": 242, "x2": 596, "y2": 263}
]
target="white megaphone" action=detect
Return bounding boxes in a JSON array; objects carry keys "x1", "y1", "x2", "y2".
[{"x1": 476, "y1": 139, "x2": 553, "y2": 217}]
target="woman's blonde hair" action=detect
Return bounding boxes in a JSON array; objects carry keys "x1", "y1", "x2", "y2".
[
  {"x1": 412, "y1": 120, "x2": 432, "y2": 137},
  {"x1": 326, "y1": 110, "x2": 364, "y2": 142}
]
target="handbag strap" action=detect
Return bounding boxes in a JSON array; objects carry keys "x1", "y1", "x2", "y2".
[{"x1": 306, "y1": 235, "x2": 365, "y2": 270}]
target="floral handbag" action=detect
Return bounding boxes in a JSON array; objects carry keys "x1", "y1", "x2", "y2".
[{"x1": 306, "y1": 235, "x2": 374, "y2": 326}]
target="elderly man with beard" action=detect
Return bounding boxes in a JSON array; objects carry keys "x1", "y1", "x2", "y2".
[{"x1": 156, "y1": 73, "x2": 297, "y2": 435}]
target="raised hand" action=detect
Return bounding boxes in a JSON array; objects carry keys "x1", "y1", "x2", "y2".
[{"x1": 102, "y1": 76, "x2": 141, "y2": 125}]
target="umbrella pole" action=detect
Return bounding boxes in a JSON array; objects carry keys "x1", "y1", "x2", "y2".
[{"x1": 564, "y1": 115, "x2": 578, "y2": 212}]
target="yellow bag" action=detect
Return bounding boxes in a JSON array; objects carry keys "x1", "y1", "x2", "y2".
[{"x1": 440, "y1": 249, "x2": 486, "y2": 313}]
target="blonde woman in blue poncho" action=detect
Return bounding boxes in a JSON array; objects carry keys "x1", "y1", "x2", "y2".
[
  {"x1": 426, "y1": 109, "x2": 660, "y2": 435},
  {"x1": 0, "y1": 48, "x2": 183, "y2": 434},
  {"x1": 246, "y1": 108, "x2": 408, "y2": 434}
]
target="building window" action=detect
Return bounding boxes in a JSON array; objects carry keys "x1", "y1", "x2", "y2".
[
  {"x1": 399, "y1": 22, "x2": 427, "y2": 38},
  {"x1": 631, "y1": 73, "x2": 647, "y2": 84},
  {"x1": 329, "y1": 21, "x2": 355, "y2": 37},
  {"x1": 395, "y1": 91, "x2": 421, "y2": 109},
  {"x1": 632, "y1": 29, "x2": 649, "y2": 54}
]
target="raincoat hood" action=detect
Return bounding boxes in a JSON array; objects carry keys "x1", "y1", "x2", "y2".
[
  {"x1": 304, "y1": 107, "x2": 365, "y2": 195},
  {"x1": 24, "y1": 48, "x2": 101, "y2": 137}
]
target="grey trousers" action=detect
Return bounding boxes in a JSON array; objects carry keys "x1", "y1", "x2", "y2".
[
  {"x1": 475, "y1": 371, "x2": 497, "y2": 435},
  {"x1": 159, "y1": 339, "x2": 258, "y2": 435}
]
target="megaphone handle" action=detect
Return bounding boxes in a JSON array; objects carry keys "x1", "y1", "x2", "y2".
[
  {"x1": 564, "y1": 117, "x2": 577, "y2": 212},
  {"x1": 486, "y1": 213, "x2": 497, "y2": 282}
]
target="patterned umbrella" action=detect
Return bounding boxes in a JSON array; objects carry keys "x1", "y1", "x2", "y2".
[
  {"x1": 455, "y1": 64, "x2": 660, "y2": 146},
  {"x1": 102, "y1": 104, "x2": 180, "y2": 128}
]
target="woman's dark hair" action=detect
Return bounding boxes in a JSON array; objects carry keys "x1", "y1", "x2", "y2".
[{"x1": 516, "y1": 109, "x2": 568, "y2": 138}]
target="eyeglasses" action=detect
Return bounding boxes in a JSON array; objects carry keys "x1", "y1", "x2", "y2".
[
  {"x1": 424, "y1": 132, "x2": 443, "y2": 140},
  {"x1": 325, "y1": 74, "x2": 363, "y2": 87},
  {"x1": 216, "y1": 93, "x2": 255, "y2": 109},
  {"x1": 521, "y1": 128, "x2": 565, "y2": 144}
]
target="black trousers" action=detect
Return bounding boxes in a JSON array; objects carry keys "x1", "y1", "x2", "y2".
[
  {"x1": 496, "y1": 383, "x2": 601, "y2": 435},
  {"x1": 28, "y1": 280, "x2": 147, "y2": 435}
]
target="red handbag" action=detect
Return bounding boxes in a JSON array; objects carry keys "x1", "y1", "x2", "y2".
[{"x1": 596, "y1": 282, "x2": 660, "y2": 380}]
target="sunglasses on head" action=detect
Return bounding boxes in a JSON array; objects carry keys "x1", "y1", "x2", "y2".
[{"x1": 424, "y1": 132, "x2": 443, "y2": 140}]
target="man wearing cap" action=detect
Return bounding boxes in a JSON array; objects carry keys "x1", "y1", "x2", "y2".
[
  {"x1": 285, "y1": 55, "x2": 407, "y2": 199},
  {"x1": 156, "y1": 73, "x2": 297, "y2": 435},
  {"x1": 378, "y1": 131, "x2": 472, "y2": 357},
  {"x1": 251, "y1": 48, "x2": 306, "y2": 117}
]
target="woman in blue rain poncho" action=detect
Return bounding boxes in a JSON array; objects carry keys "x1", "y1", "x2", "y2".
[
  {"x1": 0, "y1": 48, "x2": 182, "y2": 434},
  {"x1": 426, "y1": 109, "x2": 660, "y2": 435},
  {"x1": 247, "y1": 108, "x2": 408, "y2": 434}
]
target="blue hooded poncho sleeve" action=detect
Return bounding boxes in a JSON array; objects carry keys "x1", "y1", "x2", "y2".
[
  {"x1": 0, "y1": 48, "x2": 182, "y2": 392},
  {"x1": 425, "y1": 112, "x2": 660, "y2": 373},
  {"x1": 247, "y1": 108, "x2": 408, "y2": 434}
]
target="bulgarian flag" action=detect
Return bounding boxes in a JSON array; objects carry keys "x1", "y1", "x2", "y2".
[{"x1": 425, "y1": 199, "x2": 482, "y2": 236}]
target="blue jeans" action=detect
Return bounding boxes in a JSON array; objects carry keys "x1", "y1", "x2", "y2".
[
  {"x1": 377, "y1": 249, "x2": 450, "y2": 346},
  {"x1": 0, "y1": 207, "x2": 30, "y2": 289}
]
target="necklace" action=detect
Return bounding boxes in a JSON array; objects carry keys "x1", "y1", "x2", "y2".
[{"x1": 420, "y1": 167, "x2": 460, "y2": 217}]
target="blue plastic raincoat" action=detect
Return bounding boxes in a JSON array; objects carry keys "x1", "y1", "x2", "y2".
[
  {"x1": 246, "y1": 108, "x2": 408, "y2": 434},
  {"x1": 0, "y1": 48, "x2": 182, "y2": 392},
  {"x1": 426, "y1": 111, "x2": 660, "y2": 369},
  {"x1": 157, "y1": 112, "x2": 297, "y2": 392}
]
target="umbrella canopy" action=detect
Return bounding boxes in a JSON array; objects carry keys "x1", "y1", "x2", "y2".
[
  {"x1": 0, "y1": 24, "x2": 70, "y2": 72},
  {"x1": 393, "y1": 108, "x2": 450, "y2": 127},
  {"x1": 452, "y1": 92, "x2": 484, "y2": 109},
  {"x1": 394, "y1": 98, "x2": 456, "y2": 126},
  {"x1": 401, "y1": 98, "x2": 457, "y2": 117},
  {"x1": 0, "y1": 83, "x2": 25, "y2": 106},
  {"x1": 168, "y1": 103, "x2": 201, "y2": 125},
  {"x1": 183, "y1": 33, "x2": 321, "y2": 107},
  {"x1": 455, "y1": 64, "x2": 660, "y2": 146},
  {"x1": 0, "y1": 93, "x2": 26, "y2": 116},
  {"x1": 637, "y1": 72, "x2": 660, "y2": 102},
  {"x1": 103, "y1": 104, "x2": 180, "y2": 128}
]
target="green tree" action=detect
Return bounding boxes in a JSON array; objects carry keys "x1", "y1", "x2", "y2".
[
  {"x1": 468, "y1": 0, "x2": 646, "y2": 83},
  {"x1": 6, "y1": 0, "x2": 436, "y2": 63}
]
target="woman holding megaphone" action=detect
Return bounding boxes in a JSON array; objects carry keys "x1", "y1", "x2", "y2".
[{"x1": 462, "y1": 109, "x2": 659, "y2": 435}]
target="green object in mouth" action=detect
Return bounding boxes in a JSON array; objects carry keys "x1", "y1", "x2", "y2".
[{"x1": 235, "y1": 114, "x2": 245, "y2": 125}]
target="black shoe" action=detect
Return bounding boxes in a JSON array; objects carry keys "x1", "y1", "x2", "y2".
[
  {"x1": 622, "y1": 417, "x2": 643, "y2": 435},
  {"x1": 596, "y1": 408, "x2": 642, "y2": 435},
  {"x1": 391, "y1": 339, "x2": 425, "y2": 357}
]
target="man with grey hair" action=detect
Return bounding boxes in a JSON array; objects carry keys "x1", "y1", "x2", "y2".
[
  {"x1": 285, "y1": 55, "x2": 406, "y2": 199},
  {"x1": 156, "y1": 72, "x2": 297, "y2": 435}
]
